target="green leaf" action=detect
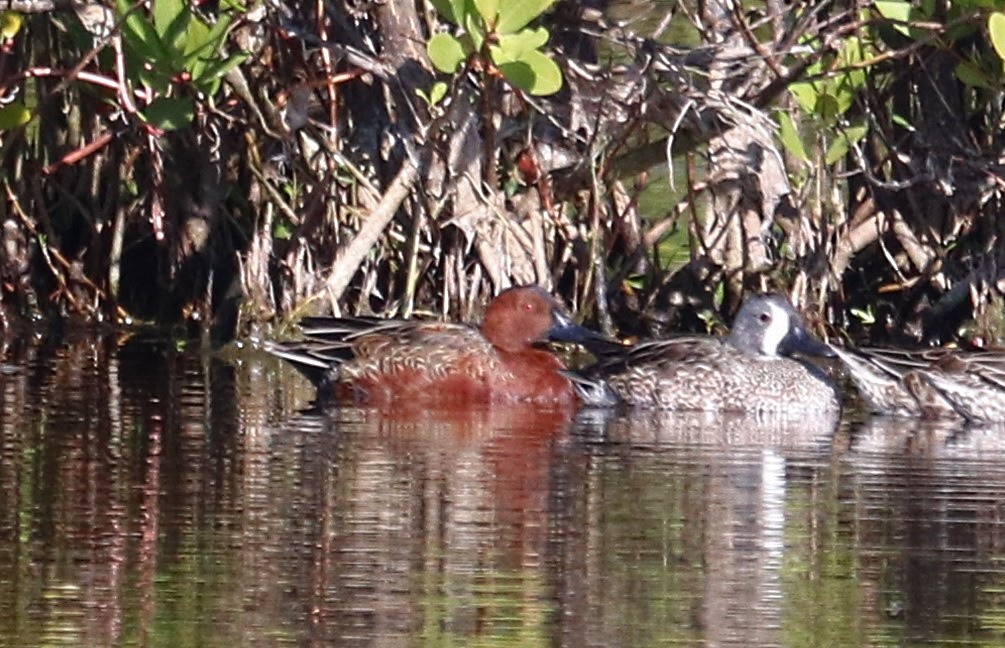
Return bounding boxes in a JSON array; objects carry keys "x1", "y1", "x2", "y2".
[
  {"x1": 184, "y1": 20, "x2": 212, "y2": 79},
  {"x1": 1, "y1": 12, "x2": 22, "y2": 39},
  {"x1": 891, "y1": 113, "x2": 915, "y2": 131},
  {"x1": 851, "y1": 307, "x2": 875, "y2": 325},
  {"x1": 0, "y1": 103, "x2": 30, "y2": 130},
  {"x1": 193, "y1": 52, "x2": 247, "y2": 95},
  {"x1": 874, "y1": 1, "x2": 913, "y2": 37},
  {"x1": 497, "y1": 60, "x2": 533, "y2": 91},
  {"x1": 498, "y1": 49, "x2": 562, "y2": 95},
  {"x1": 138, "y1": 64, "x2": 171, "y2": 94},
  {"x1": 142, "y1": 96, "x2": 194, "y2": 131},
  {"x1": 845, "y1": 123, "x2": 868, "y2": 144},
  {"x1": 713, "y1": 282, "x2": 725, "y2": 310},
  {"x1": 472, "y1": 0, "x2": 499, "y2": 29},
  {"x1": 494, "y1": 27, "x2": 548, "y2": 59},
  {"x1": 153, "y1": 0, "x2": 189, "y2": 54},
  {"x1": 837, "y1": 36, "x2": 867, "y2": 89},
  {"x1": 946, "y1": 19, "x2": 979, "y2": 43},
  {"x1": 495, "y1": 0, "x2": 554, "y2": 34},
  {"x1": 824, "y1": 139, "x2": 848, "y2": 165},
  {"x1": 840, "y1": 35, "x2": 865, "y2": 65},
  {"x1": 273, "y1": 219, "x2": 293, "y2": 240},
  {"x1": 184, "y1": 13, "x2": 233, "y2": 83},
  {"x1": 816, "y1": 93, "x2": 840, "y2": 122},
  {"x1": 831, "y1": 78, "x2": 856, "y2": 116},
  {"x1": 623, "y1": 274, "x2": 645, "y2": 291},
  {"x1": 776, "y1": 111, "x2": 808, "y2": 163},
  {"x1": 954, "y1": 60, "x2": 992, "y2": 89},
  {"x1": 788, "y1": 81, "x2": 820, "y2": 114},
  {"x1": 417, "y1": 82, "x2": 449, "y2": 106},
  {"x1": 428, "y1": 32, "x2": 468, "y2": 73},
  {"x1": 464, "y1": 9, "x2": 484, "y2": 49},
  {"x1": 116, "y1": 0, "x2": 169, "y2": 61},
  {"x1": 521, "y1": 49, "x2": 562, "y2": 95},
  {"x1": 183, "y1": 16, "x2": 212, "y2": 60},
  {"x1": 429, "y1": 0, "x2": 468, "y2": 25},
  {"x1": 429, "y1": 81, "x2": 448, "y2": 104},
  {"x1": 824, "y1": 123, "x2": 867, "y2": 165},
  {"x1": 989, "y1": 12, "x2": 1005, "y2": 63},
  {"x1": 189, "y1": 12, "x2": 232, "y2": 60}
]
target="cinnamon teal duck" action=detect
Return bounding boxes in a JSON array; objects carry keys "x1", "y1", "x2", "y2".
[{"x1": 264, "y1": 285, "x2": 604, "y2": 408}]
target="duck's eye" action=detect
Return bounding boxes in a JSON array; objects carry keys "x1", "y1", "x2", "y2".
[
  {"x1": 523, "y1": 301, "x2": 534, "y2": 312},
  {"x1": 758, "y1": 312, "x2": 771, "y2": 323}
]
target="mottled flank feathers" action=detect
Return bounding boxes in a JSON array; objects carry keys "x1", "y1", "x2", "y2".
[{"x1": 831, "y1": 345, "x2": 1005, "y2": 422}]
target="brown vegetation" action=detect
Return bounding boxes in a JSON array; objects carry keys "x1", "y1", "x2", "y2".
[{"x1": 1, "y1": 0, "x2": 1004, "y2": 346}]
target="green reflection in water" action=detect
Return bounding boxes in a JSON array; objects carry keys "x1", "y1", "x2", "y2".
[{"x1": 418, "y1": 566, "x2": 550, "y2": 647}]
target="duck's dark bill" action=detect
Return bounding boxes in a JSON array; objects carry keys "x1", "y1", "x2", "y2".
[
  {"x1": 779, "y1": 326, "x2": 836, "y2": 358},
  {"x1": 547, "y1": 311, "x2": 611, "y2": 345}
]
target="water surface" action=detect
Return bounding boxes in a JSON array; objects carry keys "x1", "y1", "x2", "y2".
[{"x1": 1, "y1": 335, "x2": 1004, "y2": 646}]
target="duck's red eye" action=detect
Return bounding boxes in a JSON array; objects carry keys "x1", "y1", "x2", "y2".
[{"x1": 523, "y1": 301, "x2": 534, "y2": 312}]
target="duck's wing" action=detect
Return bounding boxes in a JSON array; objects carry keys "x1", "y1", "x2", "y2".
[
  {"x1": 563, "y1": 335, "x2": 719, "y2": 407},
  {"x1": 266, "y1": 317, "x2": 486, "y2": 385},
  {"x1": 839, "y1": 346, "x2": 953, "y2": 379},
  {"x1": 584, "y1": 335, "x2": 722, "y2": 375},
  {"x1": 863, "y1": 346, "x2": 1005, "y2": 390},
  {"x1": 828, "y1": 345, "x2": 931, "y2": 417},
  {"x1": 299, "y1": 317, "x2": 483, "y2": 353},
  {"x1": 932, "y1": 350, "x2": 1005, "y2": 390},
  {"x1": 618, "y1": 335, "x2": 720, "y2": 364}
]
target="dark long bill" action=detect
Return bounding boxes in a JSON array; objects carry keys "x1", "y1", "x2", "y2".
[
  {"x1": 547, "y1": 310, "x2": 611, "y2": 345},
  {"x1": 779, "y1": 324, "x2": 836, "y2": 358}
]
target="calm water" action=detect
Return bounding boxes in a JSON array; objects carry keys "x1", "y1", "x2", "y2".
[{"x1": 2, "y1": 335, "x2": 1005, "y2": 646}]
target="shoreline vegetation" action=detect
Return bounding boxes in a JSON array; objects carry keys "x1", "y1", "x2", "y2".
[{"x1": 1, "y1": 1, "x2": 1004, "y2": 348}]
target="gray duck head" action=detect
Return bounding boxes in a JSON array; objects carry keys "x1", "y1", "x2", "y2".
[{"x1": 728, "y1": 294, "x2": 835, "y2": 359}]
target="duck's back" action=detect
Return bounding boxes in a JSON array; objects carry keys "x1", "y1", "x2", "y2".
[{"x1": 324, "y1": 321, "x2": 500, "y2": 402}]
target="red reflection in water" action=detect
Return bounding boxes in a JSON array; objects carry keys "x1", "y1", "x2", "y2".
[{"x1": 298, "y1": 404, "x2": 573, "y2": 644}]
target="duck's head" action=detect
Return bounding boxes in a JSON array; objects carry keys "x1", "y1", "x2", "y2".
[
  {"x1": 481, "y1": 285, "x2": 605, "y2": 353},
  {"x1": 728, "y1": 294, "x2": 835, "y2": 359}
]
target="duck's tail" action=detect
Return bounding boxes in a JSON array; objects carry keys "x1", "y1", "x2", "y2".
[
  {"x1": 261, "y1": 316, "x2": 386, "y2": 386},
  {"x1": 560, "y1": 369, "x2": 622, "y2": 407},
  {"x1": 261, "y1": 339, "x2": 345, "y2": 387}
]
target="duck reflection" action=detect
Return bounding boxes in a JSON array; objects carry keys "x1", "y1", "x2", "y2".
[
  {"x1": 552, "y1": 408, "x2": 837, "y2": 646},
  {"x1": 843, "y1": 416, "x2": 1005, "y2": 642},
  {"x1": 849, "y1": 416, "x2": 964, "y2": 456},
  {"x1": 849, "y1": 416, "x2": 1005, "y2": 459},
  {"x1": 284, "y1": 404, "x2": 573, "y2": 643},
  {"x1": 10, "y1": 337, "x2": 1005, "y2": 646},
  {"x1": 575, "y1": 406, "x2": 839, "y2": 449}
]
